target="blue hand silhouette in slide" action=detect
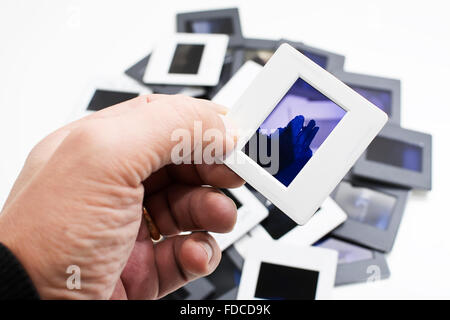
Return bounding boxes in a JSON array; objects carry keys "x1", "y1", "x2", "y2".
[
  {"x1": 244, "y1": 76, "x2": 345, "y2": 187},
  {"x1": 253, "y1": 115, "x2": 319, "y2": 187}
]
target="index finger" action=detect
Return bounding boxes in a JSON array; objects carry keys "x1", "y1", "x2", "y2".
[
  {"x1": 57, "y1": 94, "x2": 240, "y2": 189},
  {"x1": 143, "y1": 163, "x2": 244, "y2": 195}
]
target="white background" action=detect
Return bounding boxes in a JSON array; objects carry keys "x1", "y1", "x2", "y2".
[{"x1": 1, "y1": 0, "x2": 449, "y2": 299}]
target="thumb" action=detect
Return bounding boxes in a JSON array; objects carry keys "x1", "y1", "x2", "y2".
[{"x1": 60, "y1": 94, "x2": 238, "y2": 187}]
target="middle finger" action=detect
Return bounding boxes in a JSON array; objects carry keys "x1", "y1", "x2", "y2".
[{"x1": 144, "y1": 184, "x2": 238, "y2": 236}]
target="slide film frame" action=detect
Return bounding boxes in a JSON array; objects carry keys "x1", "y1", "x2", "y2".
[
  {"x1": 237, "y1": 241, "x2": 337, "y2": 300},
  {"x1": 352, "y1": 124, "x2": 432, "y2": 190},
  {"x1": 334, "y1": 70, "x2": 401, "y2": 125},
  {"x1": 331, "y1": 177, "x2": 410, "y2": 252},
  {"x1": 142, "y1": 33, "x2": 229, "y2": 87},
  {"x1": 279, "y1": 38, "x2": 345, "y2": 73},
  {"x1": 176, "y1": 7, "x2": 244, "y2": 47},
  {"x1": 315, "y1": 237, "x2": 390, "y2": 286},
  {"x1": 223, "y1": 43, "x2": 388, "y2": 225}
]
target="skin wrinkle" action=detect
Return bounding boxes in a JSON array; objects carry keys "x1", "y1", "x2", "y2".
[
  {"x1": 215, "y1": 189, "x2": 236, "y2": 229},
  {"x1": 95, "y1": 154, "x2": 142, "y2": 190},
  {"x1": 121, "y1": 242, "x2": 159, "y2": 300},
  {"x1": 66, "y1": 219, "x2": 137, "y2": 251},
  {"x1": 153, "y1": 243, "x2": 175, "y2": 299},
  {"x1": 163, "y1": 188, "x2": 183, "y2": 234},
  {"x1": 189, "y1": 189, "x2": 204, "y2": 231},
  {"x1": 61, "y1": 250, "x2": 131, "y2": 299},
  {"x1": 90, "y1": 148, "x2": 143, "y2": 190},
  {"x1": 172, "y1": 238, "x2": 191, "y2": 283},
  {"x1": 55, "y1": 187, "x2": 140, "y2": 234},
  {"x1": 71, "y1": 183, "x2": 142, "y2": 212},
  {"x1": 143, "y1": 167, "x2": 170, "y2": 196},
  {"x1": 59, "y1": 123, "x2": 146, "y2": 189},
  {"x1": 79, "y1": 205, "x2": 139, "y2": 231},
  {"x1": 38, "y1": 142, "x2": 145, "y2": 213},
  {"x1": 72, "y1": 235, "x2": 137, "y2": 271},
  {"x1": 62, "y1": 233, "x2": 131, "y2": 274},
  {"x1": 135, "y1": 146, "x2": 160, "y2": 183},
  {"x1": 116, "y1": 277, "x2": 129, "y2": 300},
  {"x1": 144, "y1": 183, "x2": 235, "y2": 235},
  {"x1": 102, "y1": 129, "x2": 153, "y2": 187},
  {"x1": 7, "y1": 153, "x2": 137, "y2": 275},
  {"x1": 165, "y1": 186, "x2": 190, "y2": 232},
  {"x1": 88, "y1": 258, "x2": 127, "y2": 281},
  {"x1": 144, "y1": 191, "x2": 177, "y2": 236},
  {"x1": 9, "y1": 168, "x2": 137, "y2": 297},
  {"x1": 209, "y1": 191, "x2": 237, "y2": 233}
]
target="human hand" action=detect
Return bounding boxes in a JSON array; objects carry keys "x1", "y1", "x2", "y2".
[{"x1": 0, "y1": 94, "x2": 243, "y2": 299}]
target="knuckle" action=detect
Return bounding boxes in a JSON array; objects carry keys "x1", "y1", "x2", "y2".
[
  {"x1": 26, "y1": 142, "x2": 49, "y2": 168},
  {"x1": 205, "y1": 191, "x2": 237, "y2": 232},
  {"x1": 26, "y1": 129, "x2": 71, "y2": 168}
]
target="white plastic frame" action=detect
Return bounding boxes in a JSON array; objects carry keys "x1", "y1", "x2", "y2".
[
  {"x1": 237, "y1": 241, "x2": 337, "y2": 300},
  {"x1": 212, "y1": 60, "x2": 263, "y2": 108},
  {"x1": 232, "y1": 197, "x2": 346, "y2": 258},
  {"x1": 176, "y1": 7, "x2": 244, "y2": 47},
  {"x1": 253, "y1": 197, "x2": 346, "y2": 244},
  {"x1": 211, "y1": 186, "x2": 269, "y2": 251},
  {"x1": 223, "y1": 43, "x2": 388, "y2": 225},
  {"x1": 143, "y1": 33, "x2": 229, "y2": 86},
  {"x1": 124, "y1": 53, "x2": 207, "y2": 96},
  {"x1": 314, "y1": 237, "x2": 390, "y2": 286}
]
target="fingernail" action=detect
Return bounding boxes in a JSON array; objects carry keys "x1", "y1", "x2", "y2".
[
  {"x1": 199, "y1": 241, "x2": 213, "y2": 262},
  {"x1": 213, "y1": 104, "x2": 229, "y2": 115}
]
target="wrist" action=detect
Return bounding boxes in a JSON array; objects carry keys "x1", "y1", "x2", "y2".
[
  {"x1": 0, "y1": 241, "x2": 40, "y2": 299},
  {"x1": 0, "y1": 210, "x2": 43, "y2": 299},
  {"x1": 0, "y1": 210, "x2": 58, "y2": 299}
]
